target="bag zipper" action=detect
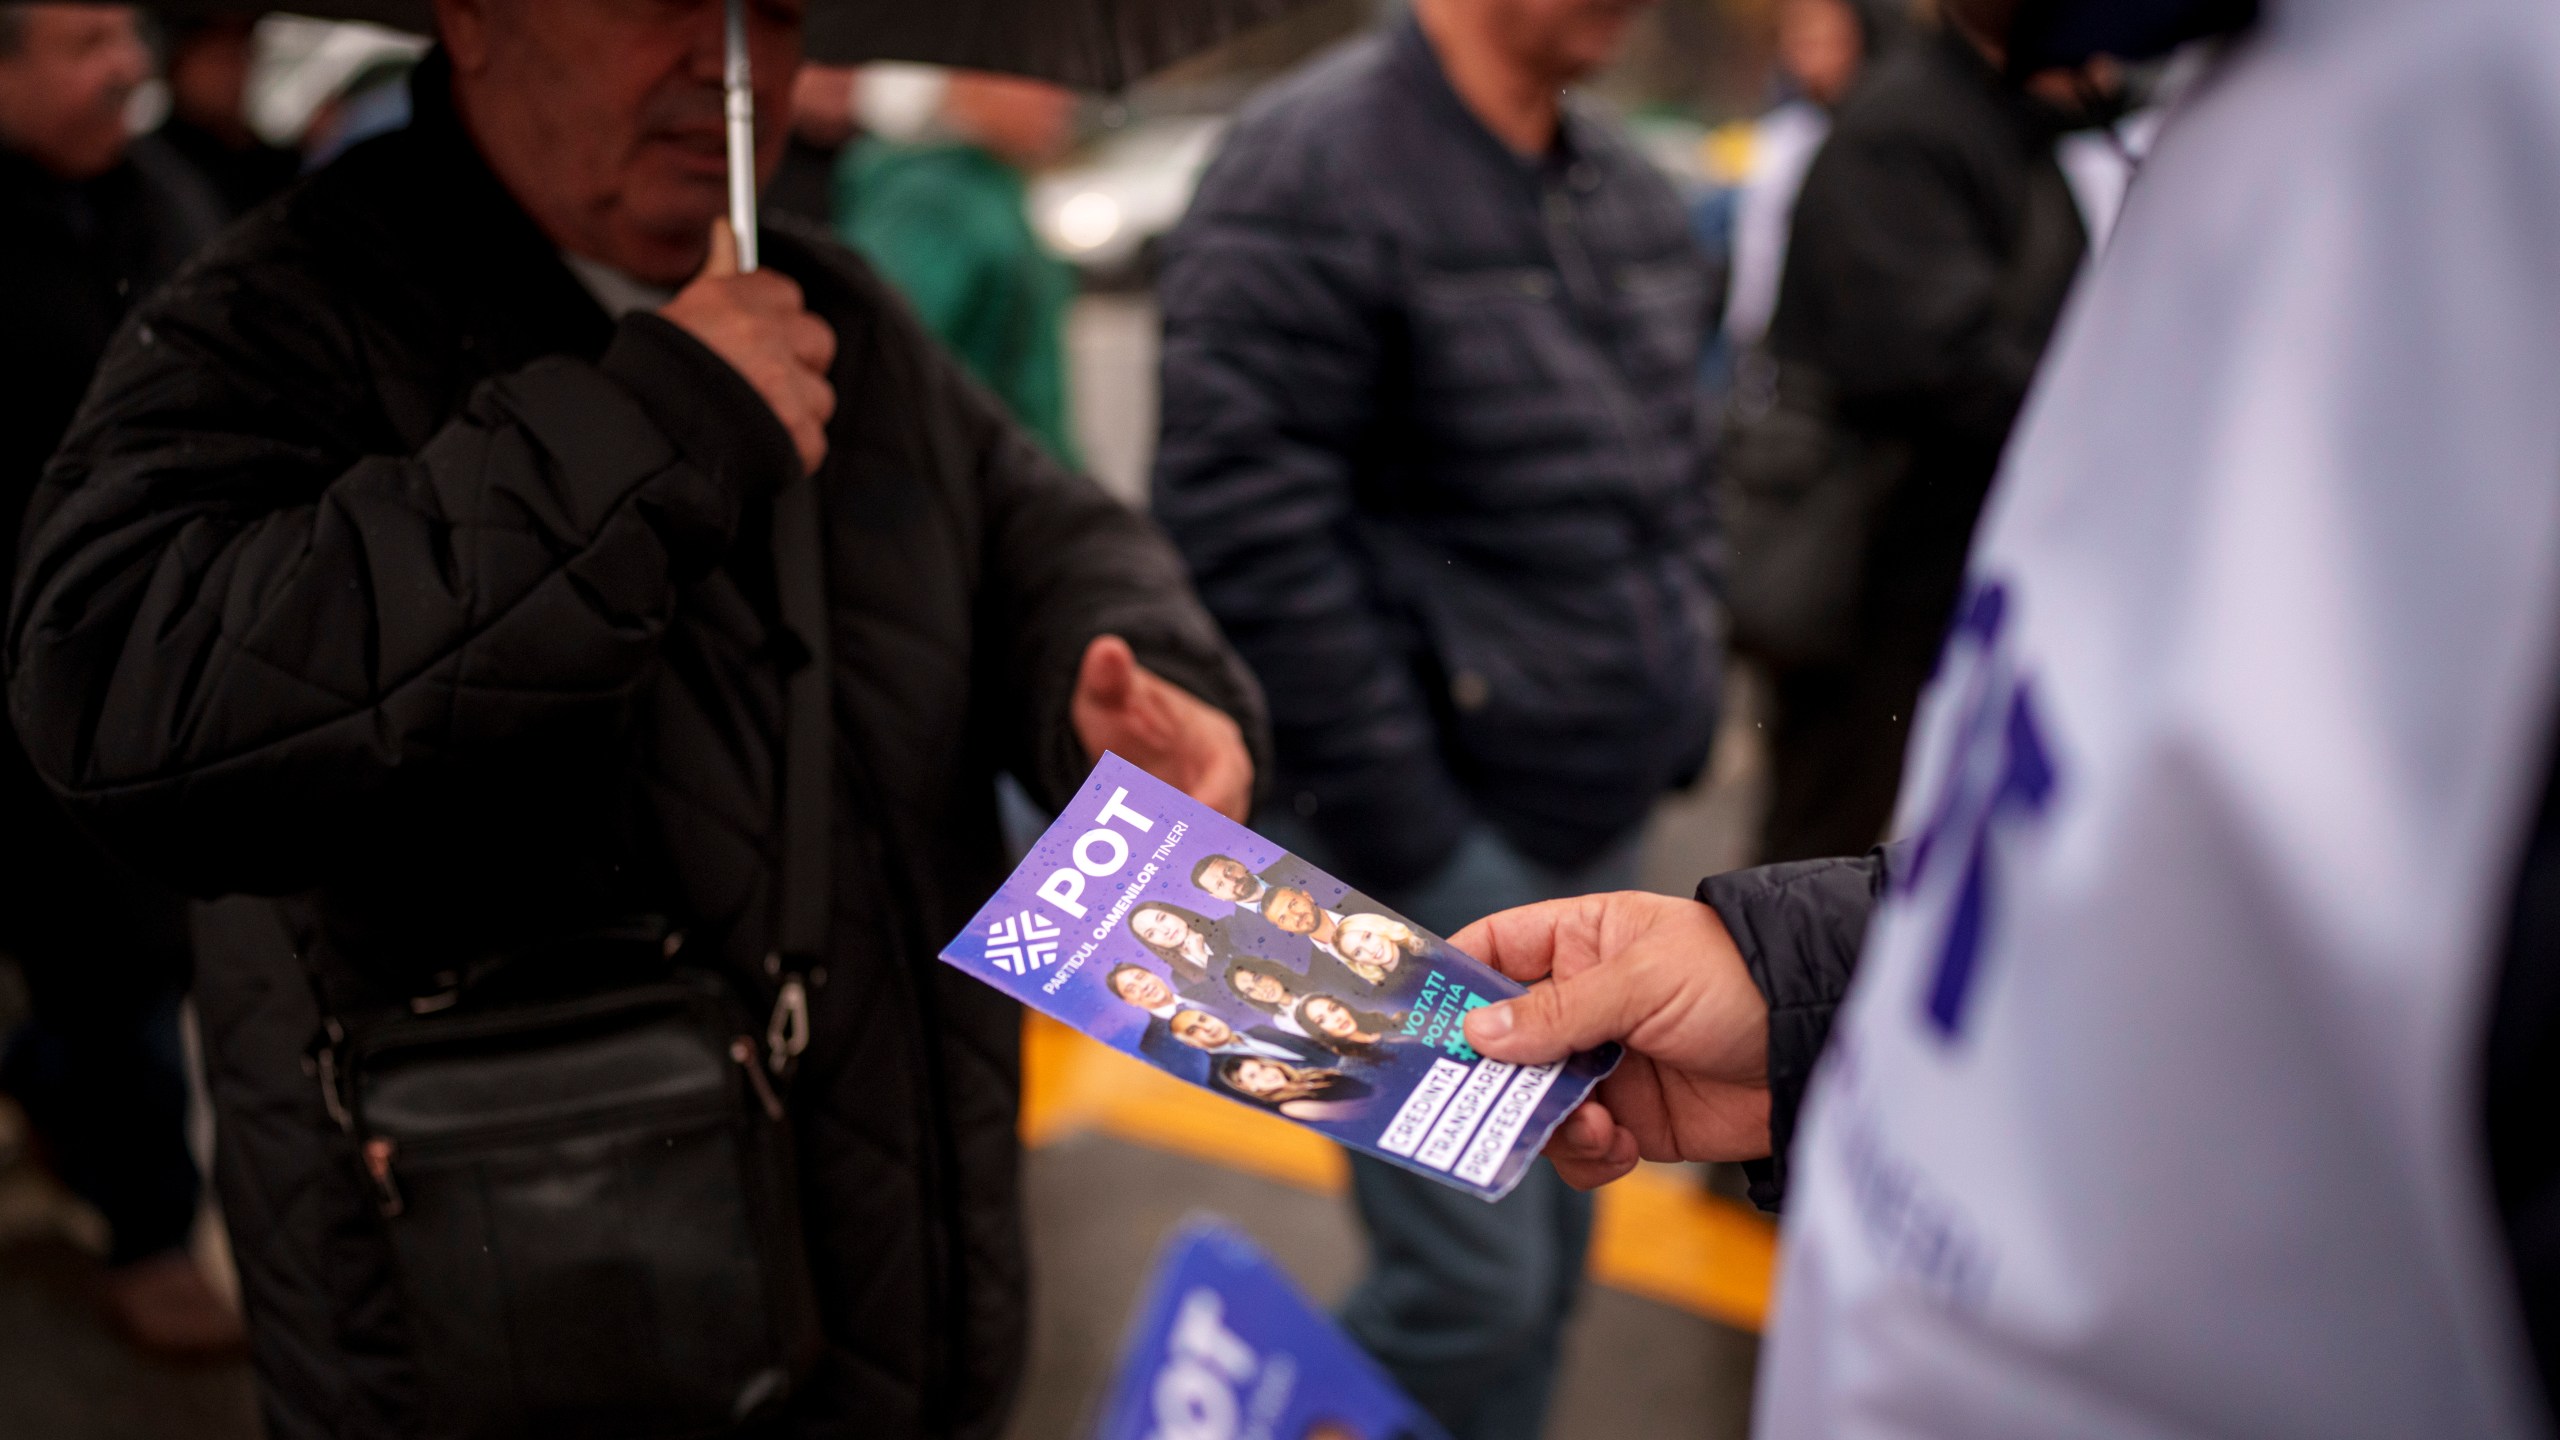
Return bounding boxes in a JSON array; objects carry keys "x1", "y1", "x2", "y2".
[
  {"x1": 765, "y1": 974, "x2": 809, "y2": 1076},
  {"x1": 362, "y1": 1137, "x2": 403, "y2": 1217},
  {"x1": 733, "y1": 1036, "x2": 786, "y2": 1121}
]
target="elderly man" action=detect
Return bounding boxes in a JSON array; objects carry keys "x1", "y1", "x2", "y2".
[{"x1": 6, "y1": 0, "x2": 1262, "y2": 1436}]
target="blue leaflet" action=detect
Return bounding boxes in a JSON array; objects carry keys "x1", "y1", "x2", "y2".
[
  {"x1": 1095, "y1": 1222, "x2": 1450, "y2": 1440},
  {"x1": 939, "y1": 753, "x2": 1620, "y2": 1200}
]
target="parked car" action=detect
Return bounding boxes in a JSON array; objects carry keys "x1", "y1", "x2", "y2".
[{"x1": 1030, "y1": 113, "x2": 1228, "y2": 287}]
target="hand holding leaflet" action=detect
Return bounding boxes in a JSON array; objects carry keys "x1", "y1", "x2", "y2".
[
  {"x1": 1095, "y1": 1222, "x2": 1449, "y2": 1440},
  {"x1": 1453, "y1": 893, "x2": 1773, "y2": 1190},
  {"x1": 939, "y1": 754, "x2": 1620, "y2": 1200}
]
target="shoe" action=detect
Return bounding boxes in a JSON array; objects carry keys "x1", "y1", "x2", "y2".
[{"x1": 98, "y1": 1249, "x2": 248, "y2": 1361}]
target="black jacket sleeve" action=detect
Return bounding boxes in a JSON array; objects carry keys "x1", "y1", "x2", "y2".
[
  {"x1": 1151, "y1": 127, "x2": 1474, "y2": 886},
  {"x1": 1697, "y1": 841, "x2": 1906, "y2": 1210},
  {"x1": 5, "y1": 261, "x2": 796, "y2": 896},
  {"x1": 971, "y1": 368, "x2": 1276, "y2": 812},
  {"x1": 785, "y1": 232, "x2": 1276, "y2": 812}
]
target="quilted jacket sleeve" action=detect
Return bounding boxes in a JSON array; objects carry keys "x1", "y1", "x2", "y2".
[
  {"x1": 776, "y1": 227, "x2": 1271, "y2": 815},
  {"x1": 1697, "y1": 840, "x2": 1906, "y2": 1210},
  {"x1": 5, "y1": 262, "x2": 798, "y2": 897},
  {"x1": 960, "y1": 349, "x2": 1277, "y2": 813},
  {"x1": 1150, "y1": 124, "x2": 1474, "y2": 888}
]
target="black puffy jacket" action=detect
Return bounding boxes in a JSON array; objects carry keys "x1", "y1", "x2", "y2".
[
  {"x1": 1152, "y1": 16, "x2": 1723, "y2": 888},
  {"x1": 1752, "y1": 31, "x2": 2086, "y2": 863},
  {"x1": 6, "y1": 61, "x2": 1264, "y2": 1440},
  {"x1": 1697, "y1": 848, "x2": 1893, "y2": 1211}
]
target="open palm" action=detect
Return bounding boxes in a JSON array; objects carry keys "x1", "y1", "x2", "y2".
[{"x1": 1070, "y1": 634, "x2": 1253, "y2": 820}]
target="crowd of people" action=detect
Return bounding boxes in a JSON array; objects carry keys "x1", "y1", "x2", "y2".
[{"x1": 0, "y1": 0, "x2": 2554, "y2": 1438}]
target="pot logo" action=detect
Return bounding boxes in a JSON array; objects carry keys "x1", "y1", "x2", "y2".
[
  {"x1": 986, "y1": 910, "x2": 1063, "y2": 976},
  {"x1": 1897, "y1": 579, "x2": 2059, "y2": 1041}
]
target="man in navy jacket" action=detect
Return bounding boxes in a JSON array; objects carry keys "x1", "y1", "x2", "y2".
[{"x1": 1153, "y1": 1, "x2": 1723, "y2": 1433}]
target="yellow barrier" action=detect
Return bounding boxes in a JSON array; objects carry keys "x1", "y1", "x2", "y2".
[{"x1": 1019, "y1": 1014, "x2": 1776, "y2": 1332}]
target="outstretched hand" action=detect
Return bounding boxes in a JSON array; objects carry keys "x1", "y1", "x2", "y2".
[
  {"x1": 1071, "y1": 635, "x2": 1254, "y2": 820},
  {"x1": 1455, "y1": 892, "x2": 1771, "y2": 1189}
]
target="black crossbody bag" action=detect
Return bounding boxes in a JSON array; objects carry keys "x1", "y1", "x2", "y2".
[{"x1": 312, "y1": 472, "x2": 837, "y2": 1439}]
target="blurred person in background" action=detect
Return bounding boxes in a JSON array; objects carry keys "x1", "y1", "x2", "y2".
[
  {"x1": 4, "y1": 0, "x2": 1263, "y2": 1433},
  {"x1": 1152, "y1": 0, "x2": 1724, "y2": 1432},
  {"x1": 765, "y1": 61, "x2": 857, "y2": 229},
  {"x1": 298, "y1": 51, "x2": 420, "y2": 166},
  {"x1": 1720, "y1": 0, "x2": 1875, "y2": 351},
  {"x1": 246, "y1": 18, "x2": 433, "y2": 170},
  {"x1": 1749, "y1": 5, "x2": 2092, "y2": 862},
  {"x1": 155, "y1": 16, "x2": 299, "y2": 218},
  {"x1": 835, "y1": 66, "x2": 1083, "y2": 466},
  {"x1": 0, "y1": 0, "x2": 240, "y2": 1360}
]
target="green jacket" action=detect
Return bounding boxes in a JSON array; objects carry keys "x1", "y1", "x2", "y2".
[{"x1": 836, "y1": 139, "x2": 1081, "y2": 468}]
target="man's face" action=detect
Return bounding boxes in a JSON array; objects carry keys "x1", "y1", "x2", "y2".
[
  {"x1": 1198, "y1": 857, "x2": 1255, "y2": 904},
  {"x1": 0, "y1": 6, "x2": 149, "y2": 180},
  {"x1": 1482, "y1": 0, "x2": 1652, "y2": 87},
  {"x1": 1263, "y1": 888, "x2": 1319, "y2": 936},
  {"x1": 1171, "y1": 1011, "x2": 1235, "y2": 1050},
  {"x1": 437, "y1": 0, "x2": 805, "y2": 286},
  {"x1": 1110, "y1": 968, "x2": 1173, "y2": 1011}
]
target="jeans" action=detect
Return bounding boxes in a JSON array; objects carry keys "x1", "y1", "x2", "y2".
[{"x1": 1260, "y1": 813, "x2": 1643, "y2": 1440}]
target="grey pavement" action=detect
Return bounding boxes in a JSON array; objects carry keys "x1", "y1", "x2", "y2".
[{"x1": 1003, "y1": 1136, "x2": 1760, "y2": 1440}]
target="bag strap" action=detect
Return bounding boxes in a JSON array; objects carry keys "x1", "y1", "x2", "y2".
[
  {"x1": 303, "y1": 476, "x2": 838, "y2": 1126},
  {"x1": 764, "y1": 465, "x2": 833, "y2": 1075}
]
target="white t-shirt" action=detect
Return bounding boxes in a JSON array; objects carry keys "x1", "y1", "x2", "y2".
[{"x1": 1759, "y1": 1, "x2": 2560, "y2": 1435}]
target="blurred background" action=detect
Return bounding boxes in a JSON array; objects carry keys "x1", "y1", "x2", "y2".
[{"x1": 0, "y1": 1, "x2": 1870, "y2": 1434}]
